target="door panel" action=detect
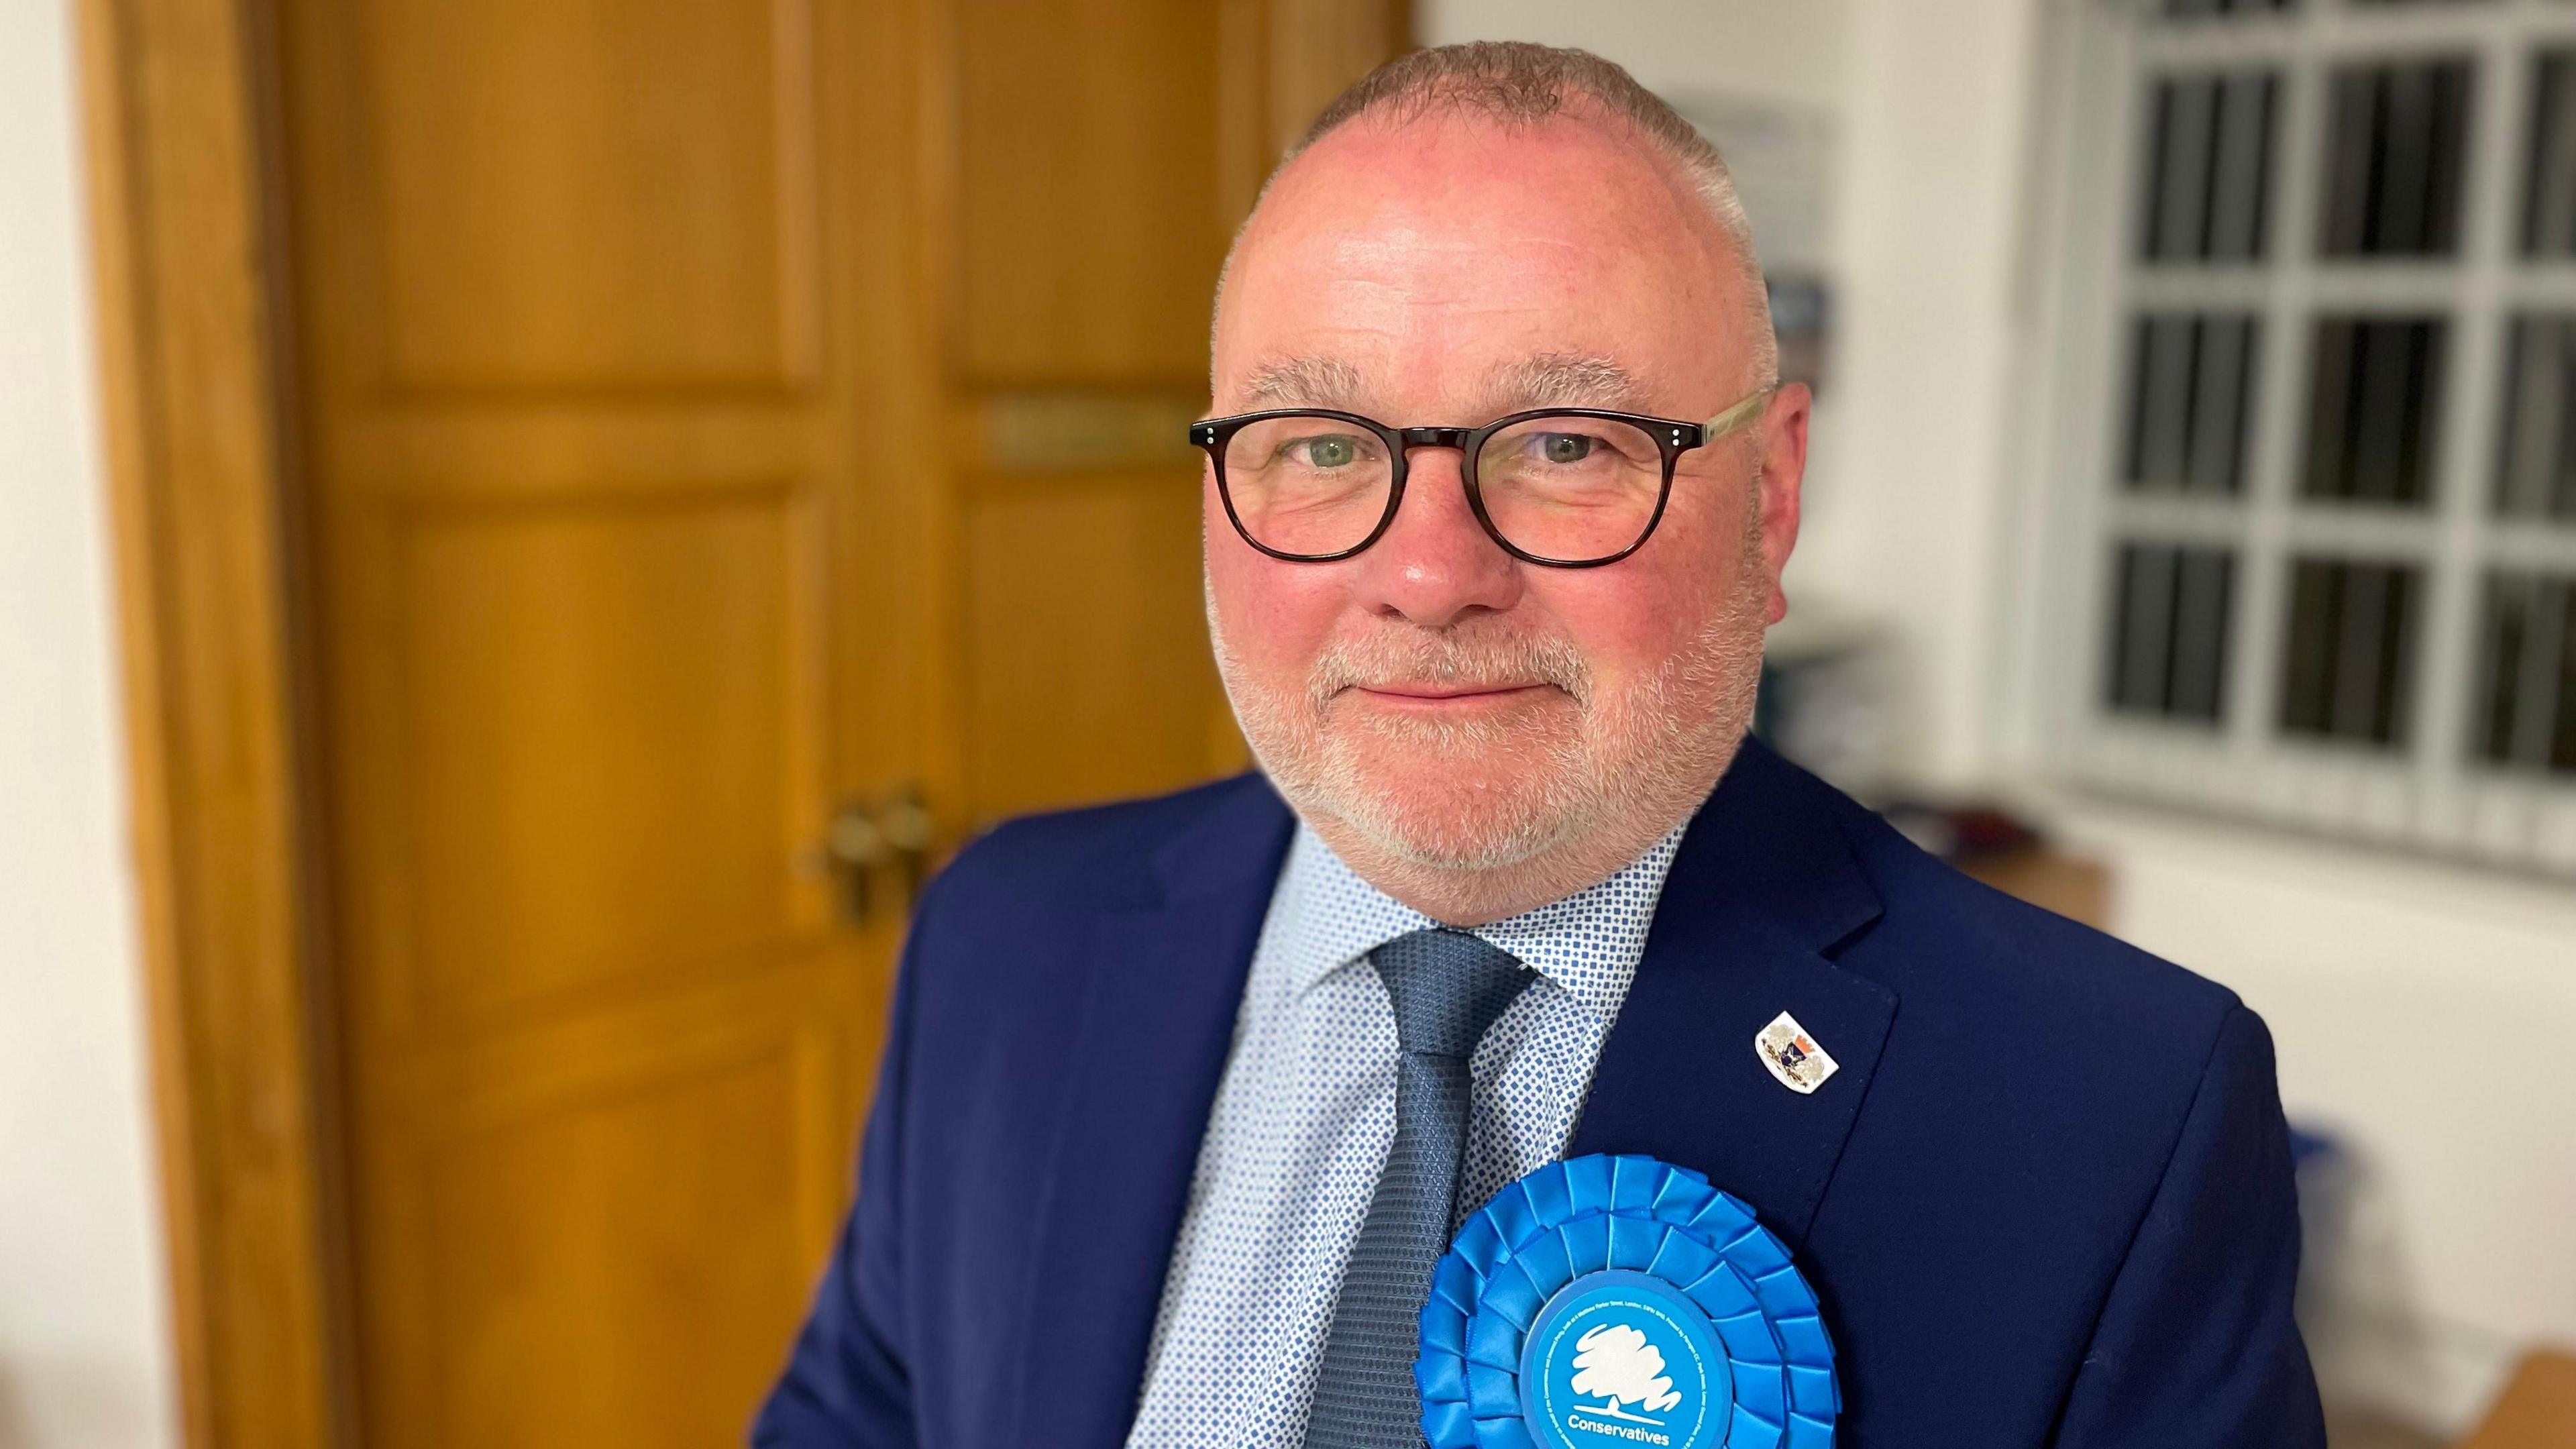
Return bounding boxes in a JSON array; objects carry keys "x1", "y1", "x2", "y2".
[
  {"x1": 364, "y1": 0, "x2": 818, "y2": 391},
  {"x1": 954, "y1": 0, "x2": 1232, "y2": 384},
  {"x1": 420, "y1": 1042, "x2": 816, "y2": 1449},
  {"x1": 396, "y1": 488, "x2": 822, "y2": 1027},
  {"x1": 961, "y1": 477, "x2": 1229, "y2": 821}
]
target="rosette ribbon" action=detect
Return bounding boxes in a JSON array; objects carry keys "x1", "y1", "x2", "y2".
[{"x1": 1415, "y1": 1153, "x2": 1838, "y2": 1449}]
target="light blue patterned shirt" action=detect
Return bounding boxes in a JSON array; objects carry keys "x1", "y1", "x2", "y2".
[{"x1": 1125, "y1": 817, "x2": 1690, "y2": 1447}]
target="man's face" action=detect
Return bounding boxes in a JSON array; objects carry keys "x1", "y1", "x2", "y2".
[{"x1": 1205, "y1": 111, "x2": 1808, "y2": 873}]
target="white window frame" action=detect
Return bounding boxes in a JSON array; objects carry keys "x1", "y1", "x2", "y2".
[{"x1": 2015, "y1": 0, "x2": 2576, "y2": 876}]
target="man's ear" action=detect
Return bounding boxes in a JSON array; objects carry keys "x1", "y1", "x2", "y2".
[{"x1": 1758, "y1": 382, "x2": 1811, "y2": 626}]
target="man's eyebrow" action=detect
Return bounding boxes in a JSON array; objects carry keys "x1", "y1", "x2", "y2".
[
  {"x1": 1483, "y1": 354, "x2": 1652, "y2": 411},
  {"x1": 1236, "y1": 357, "x2": 1370, "y2": 410},
  {"x1": 1228, "y1": 352, "x2": 1652, "y2": 415}
]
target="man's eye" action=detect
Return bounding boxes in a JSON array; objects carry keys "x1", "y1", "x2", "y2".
[
  {"x1": 1535, "y1": 433, "x2": 1597, "y2": 464},
  {"x1": 1291, "y1": 435, "x2": 1364, "y2": 468}
]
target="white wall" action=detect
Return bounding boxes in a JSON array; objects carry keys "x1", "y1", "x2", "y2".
[
  {"x1": 1806, "y1": 0, "x2": 2043, "y2": 792},
  {"x1": 1424, "y1": 0, "x2": 2572, "y2": 1436},
  {"x1": 2054, "y1": 798, "x2": 2576, "y2": 1433},
  {"x1": 0, "y1": 1, "x2": 178, "y2": 1446},
  {"x1": 1417, "y1": 0, "x2": 1851, "y2": 112}
]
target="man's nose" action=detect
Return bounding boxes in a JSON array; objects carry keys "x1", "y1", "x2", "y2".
[{"x1": 1349, "y1": 447, "x2": 1525, "y2": 627}]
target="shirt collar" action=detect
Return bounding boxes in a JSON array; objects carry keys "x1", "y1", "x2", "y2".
[{"x1": 1273, "y1": 817, "x2": 1692, "y2": 1024}]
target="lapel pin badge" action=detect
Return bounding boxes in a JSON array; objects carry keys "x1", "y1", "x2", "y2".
[{"x1": 1756, "y1": 1010, "x2": 1839, "y2": 1095}]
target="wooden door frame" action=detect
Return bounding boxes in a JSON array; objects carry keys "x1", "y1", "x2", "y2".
[
  {"x1": 76, "y1": 0, "x2": 349, "y2": 1442},
  {"x1": 74, "y1": 1, "x2": 1409, "y2": 1445}
]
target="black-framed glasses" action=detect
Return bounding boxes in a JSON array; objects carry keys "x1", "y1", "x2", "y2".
[{"x1": 1187, "y1": 388, "x2": 1774, "y2": 568}]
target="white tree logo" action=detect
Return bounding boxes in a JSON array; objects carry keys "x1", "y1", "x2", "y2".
[{"x1": 1567, "y1": 1322, "x2": 1684, "y2": 1422}]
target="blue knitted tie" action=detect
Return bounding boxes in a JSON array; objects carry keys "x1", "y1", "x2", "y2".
[{"x1": 1306, "y1": 928, "x2": 1534, "y2": 1448}]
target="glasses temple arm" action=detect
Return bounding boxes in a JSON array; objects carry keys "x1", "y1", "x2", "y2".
[{"x1": 1701, "y1": 386, "x2": 1777, "y2": 441}]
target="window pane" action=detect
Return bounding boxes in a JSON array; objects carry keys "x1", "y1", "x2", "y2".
[
  {"x1": 2320, "y1": 58, "x2": 2473, "y2": 258},
  {"x1": 2108, "y1": 541, "x2": 2236, "y2": 723},
  {"x1": 2125, "y1": 313, "x2": 2259, "y2": 494},
  {"x1": 2472, "y1": 572, "x2": 2576, "y2": 773},
  {"x1": 2278, "y1": 557, "x2": 2422, "y2": 747},
  {"x1": 2303, "y1": 317, "x2": 2447, "y2": 506},
  {"x1": 2141, "y1": 71, "x2": 2278, "y2": 262},
  {"x1": 2496, "y1": 315, "x2": 2576, "y2": 519},
  {"x1": 2528, "y1": 52, "x2": 2576, "y2": 255}
]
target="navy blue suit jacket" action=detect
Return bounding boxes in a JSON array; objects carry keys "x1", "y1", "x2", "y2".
[{"x1": 755, "y1": 739, "x2": 2324, "y2": 1447}]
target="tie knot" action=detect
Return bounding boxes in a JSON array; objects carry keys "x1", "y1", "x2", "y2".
[{"x1": 1368, "y1": 928, "x2": 1532, "y2": 1059}]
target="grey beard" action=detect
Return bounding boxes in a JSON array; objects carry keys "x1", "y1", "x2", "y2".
[{"x1": 1208, "y1": 522, "x2": 1770, "y2": 874}]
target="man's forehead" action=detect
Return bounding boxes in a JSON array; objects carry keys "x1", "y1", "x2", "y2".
[
  {"x1": 1212, "y1": 116, "x2": 1737, "y2": 418},
  {"x1": 1231, "y1": 352, "x2": 1655, "y2": 413}
]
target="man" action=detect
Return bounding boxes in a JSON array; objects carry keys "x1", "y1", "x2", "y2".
[{"x1": 757, "y1": 43, "x2": 2323, "y2": 1448}]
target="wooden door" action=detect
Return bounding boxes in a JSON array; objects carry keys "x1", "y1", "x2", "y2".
[
  {"x1": 264, "y1": 1, "x2": 1401, "y2": 1446},
  {"x1": 935, "y1": 0, "x2": 1403, "y2": 822}
]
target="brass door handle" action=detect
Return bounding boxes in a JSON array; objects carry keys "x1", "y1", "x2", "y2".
[{"x1": 824, "y1": 785, "x2": 933, "y2": 926}]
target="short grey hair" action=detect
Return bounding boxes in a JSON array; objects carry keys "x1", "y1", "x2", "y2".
[{"x1": 1223, "y1": 41, "x2": 1778, "y2": 386}]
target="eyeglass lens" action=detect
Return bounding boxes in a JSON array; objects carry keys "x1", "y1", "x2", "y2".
[{"x1": 1219, "y1": 413, "x2": 1668, "y2": 561}]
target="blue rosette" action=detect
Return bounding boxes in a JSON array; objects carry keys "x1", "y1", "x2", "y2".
[{"x1": 1415, "y1": 1154, "x2": 1838, "y2": 1449}]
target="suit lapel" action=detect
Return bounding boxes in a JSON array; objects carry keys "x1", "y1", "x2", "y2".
[
  {"x1": 1011, "y1": 779, "x2": 1294, "y2": 1446},
  {"x1": 1568, "y1": 740, "x2": 1898, "y2": 1250}
]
